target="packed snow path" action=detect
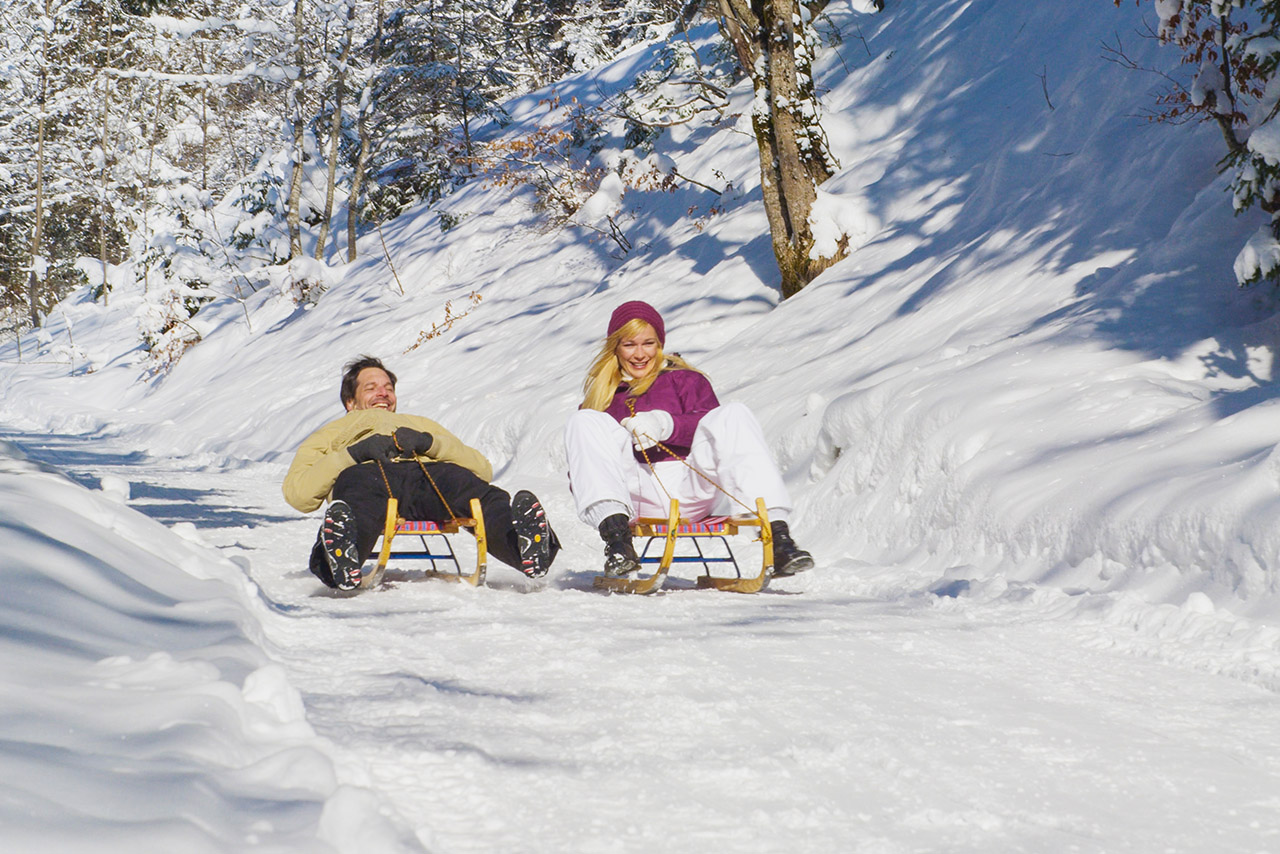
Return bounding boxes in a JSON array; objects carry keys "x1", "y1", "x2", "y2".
[{"x1": 19, "y1": 429, "x2": 1280, "y2": 854}]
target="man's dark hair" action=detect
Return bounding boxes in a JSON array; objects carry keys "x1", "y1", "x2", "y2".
[{"x1": 340, "y1": 355, "x2": 397, "y2": 407}]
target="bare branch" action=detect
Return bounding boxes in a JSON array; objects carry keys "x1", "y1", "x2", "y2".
[{"x1": 1037, "y1": 65, "x2": 1054, "y2": 111}]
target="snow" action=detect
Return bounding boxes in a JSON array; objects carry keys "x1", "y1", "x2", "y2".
[
  {"x1": 807, "y1": 186, "x2": 880, "y2": 259},
  {"x1": 1235, "y1": 224, "x2": 1280, "y2": 284},
  {"x1": 573, "y1": 170, "x2": 625, "y2": 226},
  {"x1": 1191, "y1": 60, "x2": 1226, "y2": 109},
  {"x1": 2, "y1": 2, "x2": 1280, "y2": 852},
  {"x1": 1247, "y1": 117, "x2": 1280, "y2": 166}
]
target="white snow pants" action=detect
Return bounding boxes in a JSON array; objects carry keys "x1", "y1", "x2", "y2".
[{"x1": 564, "y1": 402, "x2": 792, "y2": 526}]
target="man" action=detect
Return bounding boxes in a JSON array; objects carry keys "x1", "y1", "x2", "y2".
[{"x1": 284, "y1": 355, "x2": 558, "y2": 590}]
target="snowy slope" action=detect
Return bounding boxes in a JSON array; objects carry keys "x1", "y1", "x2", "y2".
[{"x1": 2, "y1": 1, "x2": 1280, "y2": 851}]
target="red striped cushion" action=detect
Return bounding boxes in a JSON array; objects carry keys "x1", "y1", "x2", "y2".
[
  {"x1": 648, "y1": 517, "x2": 731, "y2": 534},
  {"x1": 397, "y1": 520, "x2": 443, "y2": 533}
]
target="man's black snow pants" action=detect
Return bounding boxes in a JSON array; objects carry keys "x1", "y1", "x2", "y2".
[{"x1": 309, "y1": 460, "x2": 526, "y2": 580}]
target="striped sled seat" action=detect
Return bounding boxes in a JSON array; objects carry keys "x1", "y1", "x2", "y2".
[
  {"x1": 359, "y1": 497, "x2": 487, "y2": 589},
  {"x1": 593, "y1": 498, "x2": 774, "y2": 595}
]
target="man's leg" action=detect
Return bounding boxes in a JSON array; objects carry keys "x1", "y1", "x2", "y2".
[
  {"x1": 398, "y1": 462, "x2": 559, "y2": 573},
  {"x1": 303, "y1": 462, "x2": 403, "y2": 590},
  {"x1": 308, "y1": 540, "x2": 334, "y2": 586},
  {"x1": 330, "y1": 462, "x2": 401, "y2": 562}
]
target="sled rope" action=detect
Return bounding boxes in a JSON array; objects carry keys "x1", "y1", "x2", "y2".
[
  {"x1": 372, "y1": 437, "x2": 461, "y2": 522},
  {"x1": 624, "y1": 397, "x2": 761, "y2": 521},
  {"x1": 374, "y1": 458, "x2": 395, "y2": 499},
  {"x1": 397, "y1": 433, "x2": 461, "y2": 520}
]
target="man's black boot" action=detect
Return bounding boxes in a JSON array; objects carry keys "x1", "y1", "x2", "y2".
[
  {"x1": 512, "y1": 490, "x2": 554, "y2": 578},
  {"x1": 320, "y1": 500, "x2": 363, "y2": 590}
]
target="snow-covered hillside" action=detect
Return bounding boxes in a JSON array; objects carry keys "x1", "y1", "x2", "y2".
[{"x1": 2, "y1": 2, "x2": 1279, "y2": 851}]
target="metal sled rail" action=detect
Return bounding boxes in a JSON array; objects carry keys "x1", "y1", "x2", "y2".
[
  {"x1": 362, "y1": 496, "x2": 487, "y2": 589},
  {"x1": 592, "y1": 498, "x2": 774, "y2": 595}
]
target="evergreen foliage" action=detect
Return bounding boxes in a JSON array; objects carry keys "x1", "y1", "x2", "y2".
[{"x1": 1115, "y1": 0, "x2": 1280, "y2": 286}]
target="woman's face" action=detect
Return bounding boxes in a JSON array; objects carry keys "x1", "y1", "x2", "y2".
[{"x1": 615, "y1": 324, "x2": 660, "y2": 379}]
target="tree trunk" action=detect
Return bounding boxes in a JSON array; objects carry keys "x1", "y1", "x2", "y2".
[
  {"x1": 316, "y1": 0, "x2": 355, "y2": 261},
  {"x1": 456, "y1": 4, "x2": 474, "y2": 162},
  {"x1": 348, "y1": 109, "x2": 371, "y2": 263},
  {"x1": 28, "y1": 0, "x2": 51, "y2": 328},
  {"x1": 717, "y1": 0, "x2": 846, "y2": 299},
  {"x1": 98, "y1": 0, "x2": 112, "y2": 306},
  {"x1": 347, "y1": 0, "x2": 384, "y2": 262},
  {"x1": 286, "y1": 0, "x2": 307, "y2": 260},
  {"x1": 142, "y1": 79, "x2": 164, "y2": 295}
]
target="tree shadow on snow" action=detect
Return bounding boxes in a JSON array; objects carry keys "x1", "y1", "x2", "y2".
[
  {"x1": 0, "y1": 431, "x2": 296, "y2": 530},
  {"x1": 815, "y1": 0, "x2": 1280, "y2": 415}
]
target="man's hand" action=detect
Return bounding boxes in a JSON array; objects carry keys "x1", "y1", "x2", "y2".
[
  {"x1": 620, "y1": 409, "x2": 674, "y2": 451},
  {"x1": 348, "y1": 433, "x2": 396, "y2": 464},
  {"x1": 393, "y1": 426, "x2": 433, "y2": 456}
]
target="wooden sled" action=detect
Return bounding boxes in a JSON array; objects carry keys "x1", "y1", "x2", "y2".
[
  {"x1": 360, "y1": 497, "x2": 487, "y2": 589},
  {"x1": 592, "y1": 498, "x2": 773, "y2": 595}
]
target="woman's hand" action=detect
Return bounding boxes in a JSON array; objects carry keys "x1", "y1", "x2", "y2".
[{"x1": 621, "y1": 410, "x2": 674, "y2": 450}]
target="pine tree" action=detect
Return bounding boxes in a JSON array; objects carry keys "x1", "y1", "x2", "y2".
[{"x1": 1112, "y1": 0, "x2": 1280, "y2": 286}]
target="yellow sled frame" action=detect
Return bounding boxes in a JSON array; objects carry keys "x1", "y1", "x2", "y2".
[
  {"x1": 361, "y1": 497, "x2": 487, "y2": 589},
  {"x1": 592, "y1": 498, "x2": 773, "y2": 595}
]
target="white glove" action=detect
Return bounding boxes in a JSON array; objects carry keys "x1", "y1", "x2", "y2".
[{"x1": 620, "y1": 410, "x2": 674, "y2": 451}]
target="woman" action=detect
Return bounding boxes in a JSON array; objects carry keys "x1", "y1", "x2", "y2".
[{"x1": 564, "y1": 300, "x2": 813, "y2": 577}]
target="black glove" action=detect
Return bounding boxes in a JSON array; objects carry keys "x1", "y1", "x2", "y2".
[
  {"x1": 393, "y1": 426, "x2": 433, "y2": 456},
  {"x1": 347, "y1": 433, "x2": 396, "y2": 464}
]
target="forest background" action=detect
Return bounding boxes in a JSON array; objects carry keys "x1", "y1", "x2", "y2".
[
  {"x1": 13, "y1": 0, "x2": 1280, "y2": 372},
  {"x1": 0, "y1": 0, "x2": 716, "y2": 364}
]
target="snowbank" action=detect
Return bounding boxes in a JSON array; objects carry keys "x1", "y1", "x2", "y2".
[{"x1": 0, "y1": 441, "x2": 421, "y2": 853}]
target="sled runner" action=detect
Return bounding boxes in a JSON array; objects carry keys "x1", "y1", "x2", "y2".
[
  {"x1": 592, "y1": 498, "x2": 773, "y2": 595},
  {"x1": 361, "y1": 497, "x2": 487, "y2": 589}
]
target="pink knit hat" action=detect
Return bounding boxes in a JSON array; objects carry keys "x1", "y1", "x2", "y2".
[{"x1": 607, "y1": 300, "x2": 665, "y2": 345}]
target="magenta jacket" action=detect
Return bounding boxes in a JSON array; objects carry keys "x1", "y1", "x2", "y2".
[{"x1": 605, "y1": 369, "x2": 719, "y2": 462}]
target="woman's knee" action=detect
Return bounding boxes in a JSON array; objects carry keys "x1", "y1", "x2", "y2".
[
  {"x1": 699, "y1": 401, "x2": 759, "y2": 434},
  {"x1": 565, "y1": 408, "x2": 622, "y2": 437},
  {"x1": 565, "y1": 409, "x2": 631, "y2": 462}
]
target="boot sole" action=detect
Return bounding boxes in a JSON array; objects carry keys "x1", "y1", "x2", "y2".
[
  {"x1": 512, "y1": 491, "x2": 552, "y2": 578},
  {"x1": 322, "y1": 502, "x2": 363, "y2": 590}
]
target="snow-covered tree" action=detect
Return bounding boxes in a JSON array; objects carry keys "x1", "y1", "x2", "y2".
[
  {"x1": 715, "y1": 0, "x2": 881, "y2": 298},
  {"x1": 372, "y1": 0, "x2": 521, "y2": 208},
  {"x1": 0, "y1": 0, "x2": 108, "y2": 326},
  {"x1": 0, "y1": 0, "x2": 708, "y2": 352},
  {"x1": 359, "y1": 0, "x2": 696, "y2": 226},
  {"x1": 313, "y1": 0, "x2": 359, "y2": 260},
  {"x1": 1112, "y1": 0, "x2": 1280, "y2": 287},
  {"x1": 1222, "y1": 3, "x2": 1280, "y2": 286}
]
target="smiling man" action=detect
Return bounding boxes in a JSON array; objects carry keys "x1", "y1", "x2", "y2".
[{"x1": 283, "y1": 355, "x2": 558, "y2": 590}]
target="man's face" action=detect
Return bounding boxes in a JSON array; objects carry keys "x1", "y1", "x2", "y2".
[{"x1": 346, "y1": 367, "x2": 397, "y2": 412}]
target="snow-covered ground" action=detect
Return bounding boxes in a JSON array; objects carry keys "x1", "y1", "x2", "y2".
[{"x1": 2, "y1": 2, "x2": 1280, "y2": 851}]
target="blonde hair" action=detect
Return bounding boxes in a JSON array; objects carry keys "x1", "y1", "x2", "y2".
[{"x1": 580, "y1": 318, "x2": 700, "y2": 411}]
